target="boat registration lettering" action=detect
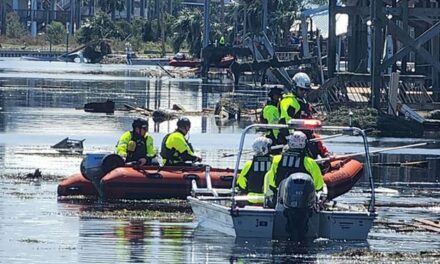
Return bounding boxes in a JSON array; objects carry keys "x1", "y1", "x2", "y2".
[{"x1": 255, "y1": 219, "x2": 268, "y2": 227}]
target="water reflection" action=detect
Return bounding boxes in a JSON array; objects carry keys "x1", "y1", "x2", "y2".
[{"x1": 190, "y1": 227, "x2": 370, "y2": 263}]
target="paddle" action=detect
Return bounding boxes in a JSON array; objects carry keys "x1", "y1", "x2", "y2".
[
  {"x1": 315, "y1": 142, "x2": 429, "y2": 163},
  {"x1": 221, "y1": 133, "x2": 343, "y2": 158}
]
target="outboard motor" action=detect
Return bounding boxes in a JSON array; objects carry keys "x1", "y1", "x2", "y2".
[
  {"x1": 276, "y1": 172, "x2": 315, "y2": 241},
  {"x1": 80, "y1": 153, "x2": 125, "y2": 182}
]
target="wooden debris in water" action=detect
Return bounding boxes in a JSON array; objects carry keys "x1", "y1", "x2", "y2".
[
  {"x1": 413, "y1": 218, "x2": 440, "y2": 233},
  {"x1": 123, "y1": 104, "x2": 214, "y2": 122}
]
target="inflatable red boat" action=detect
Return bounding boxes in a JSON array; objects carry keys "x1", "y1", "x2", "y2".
[{"x1": 57, "y1": 157, "x2": 363, "y2": 200}]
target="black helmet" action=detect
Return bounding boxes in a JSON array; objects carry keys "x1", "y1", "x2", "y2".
[
  {"x1": 132, "y1": 118, "x2": 148, "y2": 130},
  {"x1": 268, "y1": 86, "x2": 283, "y2": 97},
  {"x1": 177, "y1": 117, "x2": 191, "y2": 128}
]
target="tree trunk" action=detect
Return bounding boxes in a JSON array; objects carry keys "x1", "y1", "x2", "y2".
[{"x1": 160, "y1": 3, "x2": 165, "y2": 57}]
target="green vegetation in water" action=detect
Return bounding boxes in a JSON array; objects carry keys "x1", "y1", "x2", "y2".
[
  {"x1": 77, "y1": 209, "x2": 193, "y2": 221},
  {"x1": 334, "y1": 249, "x2": 440, "y2": 262},
  {"x1": 322, "y1": 106, "x2": 379, "y2": 132},
  {"x1": 61, "y1": 199, "x2": 194, "y2": 221}
]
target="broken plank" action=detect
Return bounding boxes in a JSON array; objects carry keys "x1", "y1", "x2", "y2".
[
  {"x1": 415, "y1": 218, "x2": 440, "y2": 229},
  {"x1": 412, "y1": 223, "x2": 440, "y2": 233}
]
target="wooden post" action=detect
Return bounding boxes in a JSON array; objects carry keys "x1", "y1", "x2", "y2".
[
  {"x1": 432, "y1": 28, "x2": 440, "y2": 101},
  {"x1": 401, "y1": 0, "x2": 408, "y2": 73},
  {"x1": 301, "y1": 15, "x2": 309, "y2": 57},
  {"x1": 262, "y1": 0, "x2": 267, "y2": 33},
  {"x1": 388, "y1": 72, "x2": 400, "y2": 115},
  {"x1": 370, "y1": 0, "x2": 383, "y2": 109},
  {"x1": 203, "y1": 0, "x2": 210, "y2": 48},
  {"x1": 328, "y1": 0, "x2": 337, "y2": 77}
]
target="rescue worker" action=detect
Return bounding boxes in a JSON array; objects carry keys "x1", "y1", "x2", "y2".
[
  {"x1": 263, "y1": 131, "x2": 327, "y2": 207},
  {"x1": 236, "y1": 137, "x2": 273, "y2": 204},
  {"x1": 280, "y1": 72, "x2": 330, "y2": 159},
  {"x1": 116, "y1": 118, "x2": 157, "y2": 166},
  {"x1": 279, "y1": 72, "x2": 312, "y2": 125},
  {"x1": 293, "y1": 72, "x2": 315, "y2": 119},
  {"x1": 160, "y1": 117, "x2": 202, "y2": 166},
  {"x1": 260, "y1": 86, "x2": 285, "y2": 149}
]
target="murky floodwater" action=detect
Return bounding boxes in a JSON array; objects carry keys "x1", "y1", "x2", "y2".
[{"x1": 1, "y1": 59, "x2": 439, "y2": 263}]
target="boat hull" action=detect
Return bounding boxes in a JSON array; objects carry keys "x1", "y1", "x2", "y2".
[
  {"x1": 58, "y1": 166, "x2": 234, "y2": 199},
  {"x1": 57, "y1": 158, "x2": 363, "y2": 200},
  {"x1": 188, "y1": 197, "x2": 375, "y2": 240}
]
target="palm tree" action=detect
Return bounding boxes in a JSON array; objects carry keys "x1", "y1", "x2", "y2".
[
  {"x1": 171, "y1": 8, "x2": 202, "y2": 58},
  {"x1": 97, "y1": 0, "x2": 125, "y2": 20}
]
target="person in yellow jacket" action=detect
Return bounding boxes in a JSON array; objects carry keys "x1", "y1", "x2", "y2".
[
  {"x1": 260, "y1": 87, "x2": 286, "y2": 150},
  {"x1": 160, "y1": 117, "x2": 202, "y2": 166},
  {"x1": 116, "y1": 118, "x2": 157, "y2": 166},
  {"x1": 236, "y1": 137, "x2": 273, "y2": 204},
  {"x1": 263, "y1": 131, "x2": 326, "y2": 207},
  {"x1": 279, "y1": 72, "x2": 313, "y2": 124}
]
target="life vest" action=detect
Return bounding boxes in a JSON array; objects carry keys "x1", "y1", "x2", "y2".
[
  {"x1": 274, "y1": 152, "x2": 307, "y2": 187},
  {"x1": 126, "y1": 132, "x2": 147, "y2": 163},
  {"x1": 160, "y1": 130, "x2": 194, "y2": 165},
  {"x1": 245, "y1": 155, "x2": 272, "y2": 193},
  {"x1": 296, "y1": 96, "x2": 313, "y2": 119}
]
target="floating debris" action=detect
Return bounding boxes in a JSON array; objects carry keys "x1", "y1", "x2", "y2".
[
  {"x1": 84, "y1": 99, "x2": 115, "y2": 113},
  {"x1": 51, "y1": 137, "x2": 85, "y2": 154},
  {"x1": 26, "y1": 169, "x2": 42, "y2": 179}
]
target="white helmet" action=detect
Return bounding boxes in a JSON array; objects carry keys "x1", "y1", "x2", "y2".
[
  {"x1": 252, "y1": 137, "x2": 272, "y2": 155},
  {"x1": 292, "y1": 72, "x2": 311, "y2": 90},
  {"x1": 287, "y1": 131, "x2": 307, "y2": 150}
]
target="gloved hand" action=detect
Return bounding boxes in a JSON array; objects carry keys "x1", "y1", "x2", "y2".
[
  {"x1": 194, "y1": 156, "x2": 202, "y2": 163},
  {"x1": 127, "y1": 141, "x2": 136, "y2": 152}
]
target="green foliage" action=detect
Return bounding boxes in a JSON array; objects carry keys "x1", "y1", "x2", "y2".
[
  {"x1": 6, "y1": 12, "x2": 27, "y2": 39},
  {"x1": 46, "y1": 21, "x2": 66, "y2": 45},
  {"x1": 114, "y1": 20, "x2": 133, "y2": 40},
  {"x1": 76, "y1": 11, "x2": 117, "y2": 44}
]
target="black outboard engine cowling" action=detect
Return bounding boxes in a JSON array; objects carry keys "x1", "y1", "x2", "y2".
[
  {"x1": 80, "y1": 153, "x2": 125, "y2": 182},
  {"x1": 276, "y1": 173, "x2": 316, "y2": 241}
]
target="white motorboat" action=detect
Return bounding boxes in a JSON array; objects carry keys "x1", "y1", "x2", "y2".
[{"x1": 188, "y1": 119, "x2": 376, "y2": 240}]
